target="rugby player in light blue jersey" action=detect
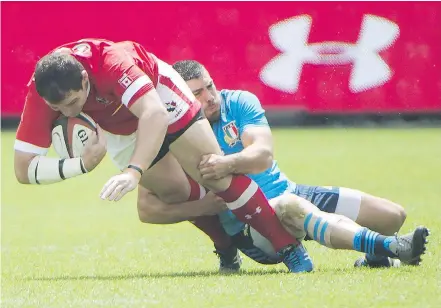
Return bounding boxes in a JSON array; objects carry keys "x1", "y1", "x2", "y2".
[{"x1": 137, "y1": 60, "x2": 429, "y2": 270}]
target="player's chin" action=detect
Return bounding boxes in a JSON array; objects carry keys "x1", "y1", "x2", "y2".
[
  {"x1": 207, "y1": 109, "x2": 220, "y2": 122},
  {"x1": 62, "y1": 109, "x2": 82, "y2": 118}
]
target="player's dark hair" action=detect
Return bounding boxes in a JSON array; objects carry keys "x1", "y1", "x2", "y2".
[
  {"x1": 172, "y1": 60, "x2": 205, "y2": 81},
  {"x1": 34, "y1": 53, "x2": 85, "y2": 104}
]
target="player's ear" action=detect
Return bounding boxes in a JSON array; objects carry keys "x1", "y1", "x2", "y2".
[
  {"x1": 81, "y1": 70, "x2": 89, "y2": 89},
  {"x1": 81, "y1": 70, "x2": 88, "y2": 80}
]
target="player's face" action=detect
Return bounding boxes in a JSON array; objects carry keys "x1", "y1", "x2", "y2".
[
  {"x1": 45, "y1": 72, "x2": 89, "y2": 117},
  {"x1": 186, "y1": 69, "x2": 221, "y2": 122}
]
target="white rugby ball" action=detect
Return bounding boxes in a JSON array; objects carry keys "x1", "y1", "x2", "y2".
[{"x1": 51, "y1": 112, "x2": 97, "y2": 158}]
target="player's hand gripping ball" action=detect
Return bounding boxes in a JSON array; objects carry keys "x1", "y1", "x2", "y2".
[{"x1": 51, "y1": 112, "x2": 107, "y2": 171}]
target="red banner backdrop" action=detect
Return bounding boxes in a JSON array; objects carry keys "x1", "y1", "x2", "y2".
[{"x1": 2, "y1": 1, "x2": 440, "y2": 116}]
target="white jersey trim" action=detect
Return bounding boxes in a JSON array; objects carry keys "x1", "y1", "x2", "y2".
[
  {"x1": 14, "y1": 140, "x2": 49, "y2": 155},
  {"x1": 121, "y1": 75, "x2": 151, "y2": 106}
]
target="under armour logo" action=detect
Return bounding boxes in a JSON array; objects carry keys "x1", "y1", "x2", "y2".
[
  {"x1": 244, "y1": 206, "x2": 262, "y2": 220},
  {"x1": 260, "y1": 14, "x2": 400, "y2": 93}
]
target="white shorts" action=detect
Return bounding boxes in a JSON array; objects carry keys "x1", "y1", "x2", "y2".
[{"x1": 104, "y1": 131, "x2": 137, "y2": 171}]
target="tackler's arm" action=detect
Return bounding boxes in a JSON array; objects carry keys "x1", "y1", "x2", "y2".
[
  {"x1": 137, "y1": 186, "x2": 226, "y2": 224},
  {"x1": 223, "y1": 125, "x2": 274, "y2": 175}
]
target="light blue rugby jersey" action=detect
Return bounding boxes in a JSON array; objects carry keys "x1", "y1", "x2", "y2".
[{"x1": 214, "y1": 89, "x2": 296, "y2": 236}]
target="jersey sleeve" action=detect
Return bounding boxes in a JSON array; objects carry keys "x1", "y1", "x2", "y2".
[
  {"x1": 100, "y1": 48, "x2": 154, "y2": 108},
  {"x1": 14, "y1": 84, "x2": 60, "y2": 155},
  {"x1": 231, "y1": 91, "x2": 269, "y2": 136}
]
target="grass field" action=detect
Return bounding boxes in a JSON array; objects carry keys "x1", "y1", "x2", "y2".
[{"x1": 1, "y1": 128, "x2": 440, "y2": 308}]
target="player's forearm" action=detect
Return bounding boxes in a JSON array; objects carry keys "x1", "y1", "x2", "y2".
[
  {"x1": 139, "y1": 195, "x2": 208, "y2": 224},
  {"x1": 15, "y1": 153, "x2": 87, "y2": 185},
  {"x1": 129, "y1": 108, "x2": 168, "y2": 172},
  {"x1": 225, "y1": 143, "x2": 273, "y2": 174}
]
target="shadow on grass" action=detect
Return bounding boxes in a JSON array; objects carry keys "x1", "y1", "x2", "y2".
[
  {"x1": 25, "y1": 265, "x2": 397, "y2": 281},
  {"x1": 27, "y1": 268, "x2": 290, "y2": 281}
]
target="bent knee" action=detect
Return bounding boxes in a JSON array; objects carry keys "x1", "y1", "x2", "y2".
[
  {"x1": 136, "y1": 189, "x2": 162, "y2": 224},
  {"x1": 382, "y1": 203, "x2": 406, "y2": 233},
  {"x1": 138, "y1": 212, "x2": 150, "y2": 224},
  {"x1": 375, "y1": 196, "x2": 407, "y2": 228},
  {"x1": 137, "y1": 197, "x2": 152, "y2": 223},
  {"x1": 391, "y1": 203, "x2": 407, "y2": 229},
  {"x1": 273, "y1": 194, "x2": 317, "y2": 219},
  {"x1": 359, "y1": 193, "x2": 407, "y2": 233},
  {"x1": 273, "y1": 194, "x2": 316, "y2": 240}
]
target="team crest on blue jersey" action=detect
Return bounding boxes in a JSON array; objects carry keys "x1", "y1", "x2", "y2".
[{"x1": 223, "y1": 121, "x2": 239, "y2": 146}]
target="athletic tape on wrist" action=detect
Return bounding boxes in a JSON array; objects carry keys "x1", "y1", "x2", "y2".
[{"x1": 28, "y1": 156, "x2": 87, "y2": 184}]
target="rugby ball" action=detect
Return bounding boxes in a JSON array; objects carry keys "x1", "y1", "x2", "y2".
[{"x1": 51, "y1": 113, "x2": 97, "y2": 158}]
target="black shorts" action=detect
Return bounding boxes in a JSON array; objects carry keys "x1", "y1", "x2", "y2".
[{"x1": 149, "y1": 108, "x2": 205, "y2": 168}]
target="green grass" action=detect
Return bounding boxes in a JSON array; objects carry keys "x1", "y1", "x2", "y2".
[{"x1": 2, "y1": 128, "x2": 441, "y2": 307}]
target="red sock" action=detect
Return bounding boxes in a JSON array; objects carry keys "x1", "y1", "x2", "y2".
[
  {"x1": 216, "y1": 175, "x2": 298, "y2": 252},
  {"x1": 192, "y1": 216, "x2": 232, "y2": 250},
  {"x1": 186, "y1": 176, "x2": 232, "y2": 250}
]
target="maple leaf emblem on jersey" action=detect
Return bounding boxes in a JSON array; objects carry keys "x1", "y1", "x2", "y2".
[
  {"x1": 165, "y1": 101, "x2": 177, "y2": 112},
  {"x1": 72, "y1": 43, "x2": 91, "y2": 56},
  {"x1": 118, "y1": 73, "x2": 133, "y2": 89},
  {"x1": 222, "y1": 121, "x2": 239, "y2": 146}
]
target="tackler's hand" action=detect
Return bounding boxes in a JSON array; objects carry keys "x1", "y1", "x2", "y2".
[
  {"x1": 200, "y1": 191, "x2": 228, "y2": 215},
  {"x1": 198, "y1": 154, "x2": 233, "y2": 180}
]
